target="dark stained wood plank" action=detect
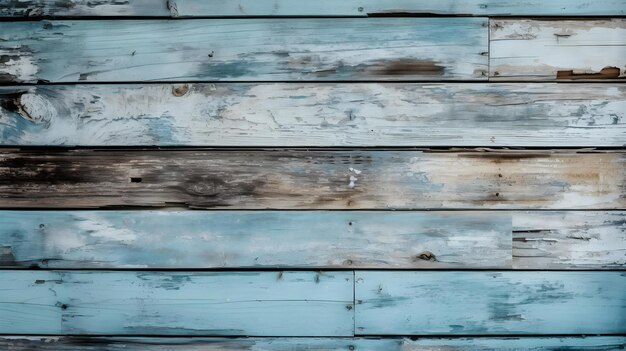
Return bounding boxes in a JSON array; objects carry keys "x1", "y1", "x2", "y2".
[
  {"x1": 0, "y1": 336, "x2": 625, "y2": 350},
  {"x1": 0, "y1": 149, "x2": 624, "y2": 210},
  {"x1": 490, "y1": 19, "x2": 626, "y2": 81},
  {"x1": 1, "y1": 83, "x2": 624, "y2": 147},
  {"x1": 355, "y1": 271, "x2": 626, "y2": 335},
  {"x1": 0, "y1": 271, "x2": 354, "y2": 336},
  {"x1": 0, "y1": 18, "x2": 487, "y2": 83},
  {"x1": 2, "y1": 0, "x2": 625, "y2": 17},
  {"x1": 1, "y1": 210, "x2": 624, "y2": 269}
]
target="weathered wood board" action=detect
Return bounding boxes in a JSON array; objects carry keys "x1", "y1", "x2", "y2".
[
  {"x1": 490, "y1": 19, "x2": 626, "y2": 81},
  {"x1": 1, "y1": 336, "x2": 625, "y2": 351},
  {"x1": 1, "y1": 210, "x2": 624, "y2": 269},
  {"x1": 0, "y1": 149, "x2": 623, "y2": 209},
  {"x1": 513, "y1": 211, "x2": 626, "y2": 269},
  {"x1": 2, "y1": 0, "x2": 626, "y2": 17},
  {"x1": 0, "y1": 270, "x2": 354, "y2": 336},
  {"x1": 355, "y1": 271, "x2": 626, "y2": 335},
  {"x1": 2, "y1": 83, "x2": 624, "y2": 147},
  {"x1": 0, "y1": 18, "x2": 487, "y2": 83}
]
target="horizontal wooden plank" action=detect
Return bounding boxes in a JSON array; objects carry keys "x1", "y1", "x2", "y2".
[
  {"x1": 0, "y1": 149, "x2": 624, "y2": 209},
  {"x1": 1, "y1": 83, "x2": 624, "y2": 147},
  {"x1": 355, "y1": 271, "x2": 626, "y2": 335},
  {"x1": 3, "y1": 0, "x2": 626, "y2": 17},
  {"x1": 490, "y1": 19, "x2": 626, "y2": 81},
  {"x1": 1, "y1": 336, "x2": 625, "y2": 350},
  {"x1": 513, "y1": 211, "x2": 626, "y2": 269},
  {"x1": 0, "y1": 18, "x2": 487, "y2": 83},
  {"x1": 1, "y1": 210, "x2": 624, "y2": 269},
  {"x1": 0, "y1": 271, "x2": 353, "y2": 336},
  {"x1": 0, "y1": 211, "x2": 512, "y2": 269}
]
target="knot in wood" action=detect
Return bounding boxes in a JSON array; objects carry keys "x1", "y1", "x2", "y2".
[{"x1": 417, "y1": 251, "x2": 437, "y2": 261}]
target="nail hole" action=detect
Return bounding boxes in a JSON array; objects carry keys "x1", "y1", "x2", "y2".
[{"x1": 130, "y1": 177, "x2": 142, "y2": 183}]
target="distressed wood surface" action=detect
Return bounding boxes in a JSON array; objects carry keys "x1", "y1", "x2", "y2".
[
  {"x1": 355, "y1": 271, "x2": 626, "y2": 335},
  {"x1": 1, "y1": 83, "x2": 625, "y2": 147},
  {"x1": 2, "y1": 0, "x2": 626, "y2": 17},
  {"x1": 0, "y1": 18, "x2": 487, "y2": 83},
  {"x1": 0, "y1": 270, "x2": 354, "y2": 336},
  {"x1": 0, "y1": 210, "x2": 512, "y2": 269},
  {"x1": 1, "y1": 210, "x2": 624, "y2": 269},
  {"x1": 0, "y1": 149, "x2": 624, "y2": 209},
  {"x1": 490, "y1": 19, "x2": 626, "y2": 81},
  {"x1": 0, "y1": 336, "x2": 625, "y2": 351},
  {"x1": 513, "y1": 211, "x2": 626, "y2": 269}
]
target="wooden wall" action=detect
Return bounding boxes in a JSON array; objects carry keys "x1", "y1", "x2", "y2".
[{"x1": 0, "y1": 0, "x2": 625, "y2": 349}]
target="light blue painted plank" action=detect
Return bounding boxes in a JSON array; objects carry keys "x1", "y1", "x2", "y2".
[
  {"x1": 2, "y1": 0, "x2": 625, "y2": 17},
  {"x1": 1, "y1": 336, "x2": 625, "y2": 350},
  {"x1": 0, "y1": 18, "x2": 488, "y2": 83},
  {"x1": 0, "y1": 210, "x2": 512, "y2": 269},
  {"x1": 1, "y1": 83, "x2": 624, "y2": 147},
  {"x1": 355, "y1": 271, "x2": 626, "y2": 335},
  {"x1": 0, "y1": 271, "x2": 354, "y2": 336}
]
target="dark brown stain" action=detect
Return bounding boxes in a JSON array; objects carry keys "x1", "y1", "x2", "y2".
[
  {"x1": 557, "y1": 66, "x2": 622, "y2": 80},
  {"x1": 171, "y1": 84, "x2": 189, "y2": 97},
  {"x1": 365, "y1": 59, "x2": 445, "y2": 76}
]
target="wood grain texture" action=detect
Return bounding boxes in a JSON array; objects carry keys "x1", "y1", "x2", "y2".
[
  {"x1": 1, "y1": 210, "x2": 624, "y2": 269},
  {"x1": 0, "y1": 270, "x2": 354, "y2": 336},
  {"x1": 0, "y1": 149, "x2": 624, "y2": 209},
  {"x1": 490, "y1": 19, "x2": 626, "y2": 81},
  {"x1": 355, "y1": 271, "x2": 626, "y2": 335},
  {"x1": 1, "y1": 336, "x2": 625, "y2": 350},
  {"x1": 1, "y1": 83, "x2": 625, "y2": 147},
  {"x1": 2, "y1": 0, "x2": 626, "y2": 17},
  {"x1": 0, "y1": 210, "x2": 512, "y2": 269},
  {"x1": 0, "y1": 18, "x2": 487, "y2": 83},
  {"x1": 513, "y1": 211, "x2": 626, "y2": 269}
]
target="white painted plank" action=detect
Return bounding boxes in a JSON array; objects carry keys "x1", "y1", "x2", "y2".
[
  {"x1": 490, "y1": 19, "x2": 626, "y2": 80},
  {"x1": 1, "y1": 83, "x2": 624, "y2": 147}
]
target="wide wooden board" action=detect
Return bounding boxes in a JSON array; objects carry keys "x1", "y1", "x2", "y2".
[
  {"x1": 1, "y1": 210, "x2": 624, "y2": 269},
  {"x1": 2, "y1": 83, "x2": 624, "y2": 147},
  {"x1": 1, "y1": 336, "x2": 625, "y2": 350},
  {"x1": 0, "y1": 18, "x2": 487, "y2": 83},
  {"x1": 2, "y1": 0, "x2": 625, "y2": 17},
  {"x1": 355, "y1": 271, "x2": 626, "y2": 335},
  {"x1": 0, "y1": 271, "x2": 354, "y2": 336},
  {"x1": 0, "y1": 149, "x2": 623, "y2": 209},
  {"x1": 490, "y1": 19, "x2": 626, "y2": 81}
]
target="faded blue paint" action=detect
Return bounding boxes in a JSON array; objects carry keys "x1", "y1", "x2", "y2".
[
  {"x1": 0, "y1": 270, "x2": 354, "y2": 336},
  {"x1": 0, "y1": 18, "x2": 488, "y2": 83},
  {"x1": 0, "y1": 210, "x2": 511, "y2": 268},
  {"x1": 355, "y1": 271, "x2": 626, "y2": 335}
]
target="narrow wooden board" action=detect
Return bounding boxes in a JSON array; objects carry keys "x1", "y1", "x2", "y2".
[
  {"x1": 1, "y1": 210, "x2": 624, "y2": 269},
  {"x1": 0, "y1": 211, "x2": 512, "y2": 269},
  {"x1": 0, "y1": 149, "x2": 624, "y2": 209},
  {"x1": 2, "y1": 83, "x2": 625, "y2": 147},
  {"x1": 2, "y1": 0, "x2": 626, "y2": 17},
  {"x1": 355, "y1": 271, "x2": 626, "y2": 335},
  {"x1": 0, "y1": 18, "x2": 487, "y2": 83},
  {"x1": 0, "y1": 271, "x2": 354, "y2": 336},
  {"x1": 513, "y1": 211, "x2": 626, "y2": 269},
  {"x1": 1, "y1": 336, "x2": 625, "y2": 350},
  {"x1": 490, "y1": 19, "x2": 626, "y2": 81}
]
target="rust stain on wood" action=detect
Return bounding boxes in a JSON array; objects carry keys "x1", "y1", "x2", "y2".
[{"x1": 557, "y1": 67, "x2": 622, "y2": 80}]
